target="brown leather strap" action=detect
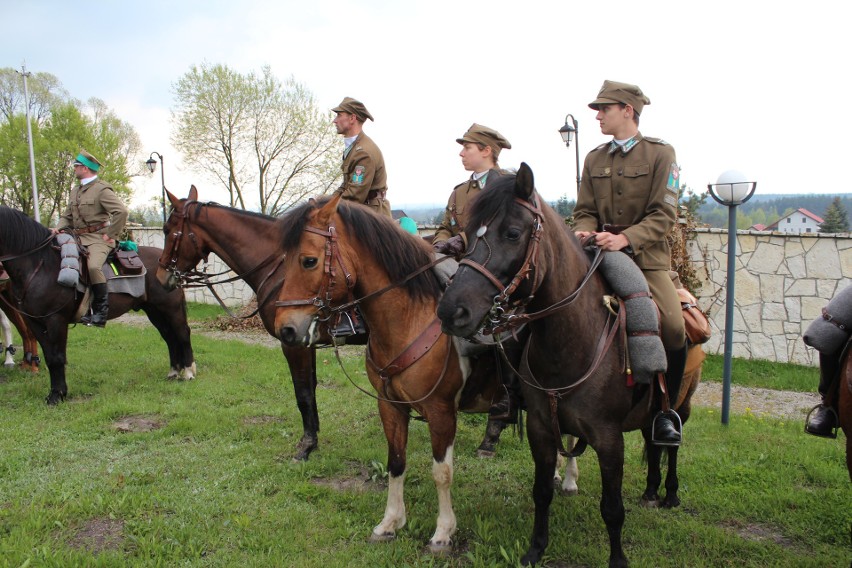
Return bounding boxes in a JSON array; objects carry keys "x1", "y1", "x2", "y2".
[
  {"x1": 367, "y1": 189, "x2": 387, "y2": 200},
  {"x1": 366, "y1": 317, "x2": 444, "y2": 379},
  {"x1": 656, "y1": 371, "x2": 671, "y2": 412},
  {"x1": 600, "y1": 223, "x2": 631, "y2": 235},
  {"x1": 74, "y1": 221, "x2": 108, "y2": 235},
  {"x1": 822, "y1": 307, "x2": 850, "y2": 332}
]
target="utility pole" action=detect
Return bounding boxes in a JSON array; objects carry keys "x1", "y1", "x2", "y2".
[{"x1": 17, "y1": 63, "x2": 41, "y2": 222}]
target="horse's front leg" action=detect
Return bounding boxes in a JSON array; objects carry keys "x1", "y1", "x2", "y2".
[
  {"x1": 426, "y1": 406, "x2": 458, "y2": 553},
  {"x1": 521, "y1": 413, "x2": 558, "y2": 567},
  {"x1": 371, "y1": 400, "x2": 410, "y2": 542},
  {"x1": 596, "y1": 433, "x2": 628, "y2": 568},
  {"x1": 476, "y1": 417, "x2": 507, "y2": 458},
  {"x1": 31, "y1": 317, "x2": 68, "y2": 405},
  {"x1": 282, "y1": 345, "x2": 320, "y2": 461}
]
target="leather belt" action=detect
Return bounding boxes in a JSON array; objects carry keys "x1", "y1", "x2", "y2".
[
  {"x1": 600, "y1": 223, "x2": 631, "y2": 235},
  {"x1": 367, "y1": 189, "x2": 386, "y2": 201},
  {"x1": 73, "y1": 221, "x2": 108, "y2": 235}
]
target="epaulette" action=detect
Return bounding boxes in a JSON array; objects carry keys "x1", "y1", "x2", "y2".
[
  {"x1": 644, "y1": 137, "x2": 669, "y2": 145},
  {"x1": 453, "y1": 181, "x2": 467, "y2": 190},
  {"x1": 593, "y1": 142, "x2": 609, "y2": 151}
]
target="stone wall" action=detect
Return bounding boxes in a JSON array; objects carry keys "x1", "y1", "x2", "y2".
[
  {"x1": 133, "y1": 226, "x2": 852, "y2": 366},
  {"x1": 687, "y1": 229, "x2": 851, "y2": 366}
]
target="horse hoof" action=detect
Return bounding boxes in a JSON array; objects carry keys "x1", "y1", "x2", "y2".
[
  {"x1": 640, "y1": 497, "x2": 661, "y2": 508},
  {"x1": 559, "y1": 486, "x2": 579, "y2": 496},
  {"x1": 293, "y1": 437, "x2": 318, "y2": 461},
  {"x1": 369, "y1": 531, "x2": 396, "y2": 543},
  {"x1": 427, "y1": 540, "x2": 452, "y2": 555},
  {"x1": 3, "y1": 362, "x2": 13, "y2": 369},
  {"x1": 476, "y1": 448, "x2": 496, "y2": 459}
]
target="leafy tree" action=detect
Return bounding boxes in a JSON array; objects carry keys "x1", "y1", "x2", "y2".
[
  {"x1": 0, "y1": 69, "x2": 140, "y2": 222},
  {"x1": 818, "y1": 197, "x2": 850, "y2": 233},
  {"x1": 553, "y1": 194, "x2": 575, "y2": 218},
  {"x1": 171, "y1": 63, "x2": 339, "y2": 215}
]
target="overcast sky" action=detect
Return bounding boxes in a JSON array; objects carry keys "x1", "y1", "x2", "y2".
[{"x1": 4, "y1": 0, "x2": 850, "y2": 210}]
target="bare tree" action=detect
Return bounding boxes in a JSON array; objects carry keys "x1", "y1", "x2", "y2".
[{"x1": 171, "y1": 63, "x2": 339, "y2": 214}]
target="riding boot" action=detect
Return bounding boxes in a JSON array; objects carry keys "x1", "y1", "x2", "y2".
[
  {"x1": 329, "y1": 305, "x2": 368, "y2": 338},
  {"x1": 488, "y1": 349, "x2": 522, "y2": 424},
  {"x1": 88, "y1": 283, "x2": 110, "y2": 328},
  {"x1": 652, "y1": 341, "x2": 688, "y2": 446},
  {"x1": 805, "y1": 352, "x2": 840, "y2": 438}
]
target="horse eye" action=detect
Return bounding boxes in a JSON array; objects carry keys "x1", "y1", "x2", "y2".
[
  {"x1": 506, "y1": 228, "x2": 522, "y2": 241},
  {"x1": 301, "y1": 257, "x2": 319, "y2": 270}
]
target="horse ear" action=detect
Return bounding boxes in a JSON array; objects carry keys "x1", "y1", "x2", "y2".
[
  {"x1": 315, "y1": 192, "x2": 342, "y2": 226},
  {"x1": 515, "y1": 162, "x2": 535, "y2": 201},
  {"x1": 188, "y1": 185, "x2": 198, "y2": 202},
  {"x1": 165, "y1": 188, "x2": 182, "y2": 209}
]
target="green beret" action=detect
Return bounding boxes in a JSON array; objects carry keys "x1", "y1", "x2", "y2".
[
  {"x1": 332, "y1": 97, "x2": 374, "y2": 122},
  {"x1": 588, "y1": 80, "x2": 651, "y2": 115},
  {"x1": 73, "y1": 150, "x2": 102, "y2": 172},
  {"x1": 456, "y1": 123, "x2": 512, "y2": 157}
]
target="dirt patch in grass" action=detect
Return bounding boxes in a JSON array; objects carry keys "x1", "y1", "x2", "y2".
[
  {"x1": 112, "y1": 415, "x2": 165, "y2": 433},
  {"x1": 310, "y1": 461, "x2": 386, "y2": 493},
  {"x1": 67, "y1": 516, "x2": 125, "y2": 553},
  {"x1": 721, "y1": 520, "x2": 796, "y2": 548},
  {"x1": 243, "y1": 415, "x2": 283, "y2": 425}
]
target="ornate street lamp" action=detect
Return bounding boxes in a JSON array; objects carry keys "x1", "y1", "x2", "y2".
[
  {"x1": 558, "y1": 114, "x2": 581, "y2": 196},
  {"x1": 145, "y1": 152, "x2": 166, "y2": 224},
  {"x1": 707, "y1": 170, "x2": 757, "y2": 425}
]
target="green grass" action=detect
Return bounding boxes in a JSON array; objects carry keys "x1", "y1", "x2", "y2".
[
  {"x1": 701, "y1": 354, "x2": 818, "y2": 392},
  {"x1": 0, "y1": 313, "x2": 848, "y2": 567}
]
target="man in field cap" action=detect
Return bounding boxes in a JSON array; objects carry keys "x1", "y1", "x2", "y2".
[
  {"x1": 55, "y1": 149, "x2": 128, "y2": 327},
  {"x1": 433, "y1": 123, "x2": 512, "y2": 255},
  {"x1": 332, "y1": 97, "x2": 391, "y2": 219},
  {"x1": 573, "y1": 80, "x2": 687, "y2": 446},
  {"x1": 433, "y1": 123, "x2": 520, "y2": 423}
]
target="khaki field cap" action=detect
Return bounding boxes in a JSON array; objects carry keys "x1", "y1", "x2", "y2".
[
  {"x1": 456, "y1": 123, "x2": 512, "y2": 157},
  {"x1": 332, "y1": 97, "x2": 374, "y2": 122},
  {"x1": 72, "y1": 150, "x2": 102, "y2": 172},
  {"x1": 588, "y1": 80, "x2": 651, "y2": 115}
]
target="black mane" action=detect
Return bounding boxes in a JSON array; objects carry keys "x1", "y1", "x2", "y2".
[{"x1": 0, "y1": 206, "x2": 53, "y2": 253}]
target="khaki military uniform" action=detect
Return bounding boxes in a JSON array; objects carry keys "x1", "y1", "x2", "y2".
[
  {"x1": 57, "y1": 179, "x2": 129, "y2": 285},
  {"x1": 337, "y1": 132, "x2": 392, "y2": 219},
  {"x1": 434, "y1": 169, "x2": 505, "y2": 244},
  {"x1": 573, "y1": 132, "x2": 685, "y2": 348}
]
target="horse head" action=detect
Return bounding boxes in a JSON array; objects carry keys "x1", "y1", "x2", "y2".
[
  {"x1": 156, "y1": 185, "x2": 209, "y2": 290},
  {"x1": 437, "y1": 162, "x2": 545, "y2": 338},
  {"x1": 275, "y1": 194, "x2": 349, "y2": 347}
]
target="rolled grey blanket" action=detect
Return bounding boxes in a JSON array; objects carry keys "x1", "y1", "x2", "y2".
[
  {"x1": 56, "y1": 233, "x2": 80, "y2": 288},
  {"x1": 803, "y1": 284, "x2": 852, "y2": 354},
  {"x1": 597, "y1": 250, "x2": 667, "y2": 383}
]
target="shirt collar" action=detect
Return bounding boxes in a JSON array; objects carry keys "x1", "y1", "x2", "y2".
[
  {"x1": 80, "y1": 175, "x2": 98, "y2": 185},
  {"x1": 608, "y1": 134, "x2": 640, "y2": 155}
]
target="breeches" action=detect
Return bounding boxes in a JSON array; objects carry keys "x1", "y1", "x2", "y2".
[
  {"x1": 643, "y1": 269, "x2": 686, "y2": 350},
  {"x1": 86, "y1": 241, "x2": 113, "y2": 285}
]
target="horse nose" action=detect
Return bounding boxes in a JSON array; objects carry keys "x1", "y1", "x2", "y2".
[
  {"x1": 278, "y1": 325, "x2": 302, "y2": 347},
  {"x1": 437, "y1": 303, "x2": 472, "y2": 335}
]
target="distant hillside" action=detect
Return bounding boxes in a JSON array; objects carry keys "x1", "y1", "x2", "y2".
[{"x1": 696, "y1": 193, "x2": 852, "y2": 229}]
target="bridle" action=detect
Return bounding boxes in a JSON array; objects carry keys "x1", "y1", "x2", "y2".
[
  {"x1": 161, "y1": 200, "x2": 287, "y2": 317},
  {"x1": 458, "y1": 190, "x2": 605, "y2": 336}
]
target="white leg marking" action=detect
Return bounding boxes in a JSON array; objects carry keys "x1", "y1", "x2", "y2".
[
  {"x1": 429, "y1": 445, "x2": 456, "y2": 550},
  {"x1": 372, "y1": 471, "x2": 406, "y2": 540}
]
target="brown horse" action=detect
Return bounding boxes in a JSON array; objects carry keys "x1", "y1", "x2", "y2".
[
  {"x1": 0, "y1": 206, "x2": 195, "y2": 404},
  {"x1": 156, "y1": 187, "x2": 516, "y2": 462},
  {"x1": 1, "y1": 283, "x2": 40, "y2": 371},
  {"x1": 273, "y1": 194, "x2": 520, "y2": 552},
  {"x1": 437, "y1": 164, "x2": 702, "y2": 567}
]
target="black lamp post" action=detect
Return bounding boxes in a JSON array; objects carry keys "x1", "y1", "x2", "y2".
[
  {"x1": 145, "y1": 152, "x2": 166, "y2": 224},
  {"x1": 707, "y1": 170, "x2": 757, "y2": 425},
  {"x1": 558, "y1": 114, "x2": 580, "y2": 195}
]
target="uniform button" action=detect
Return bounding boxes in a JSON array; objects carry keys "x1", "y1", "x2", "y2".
[
  {"x1": 617, "y1": 210, "x2": 623, "y2": 215},
  {"x1": 617, "y1": 189, "x2": 622, "y2": 195},
  {"x1": 618, "y1": 169, "x2": 623, "y2": 176}
]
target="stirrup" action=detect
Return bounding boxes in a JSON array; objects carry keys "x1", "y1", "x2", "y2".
[
  {"x1": 651, "y1": 410, "x2": 683, "y2": 447},
  {"x1": 329, "y1": 311, "x2": 366, "y2": 338},
  {"x1": 804, "y1": 405, "x2": 838, "y2": 439}
]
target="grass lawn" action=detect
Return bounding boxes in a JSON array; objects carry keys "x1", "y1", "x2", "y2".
[{"x1": 0, "y1": 304, "x2": 848, "y2": 567}]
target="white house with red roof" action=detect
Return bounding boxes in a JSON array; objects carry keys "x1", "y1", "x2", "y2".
[{"x1": 763, "y1": 208, "x2": 824, "y2": 234}]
